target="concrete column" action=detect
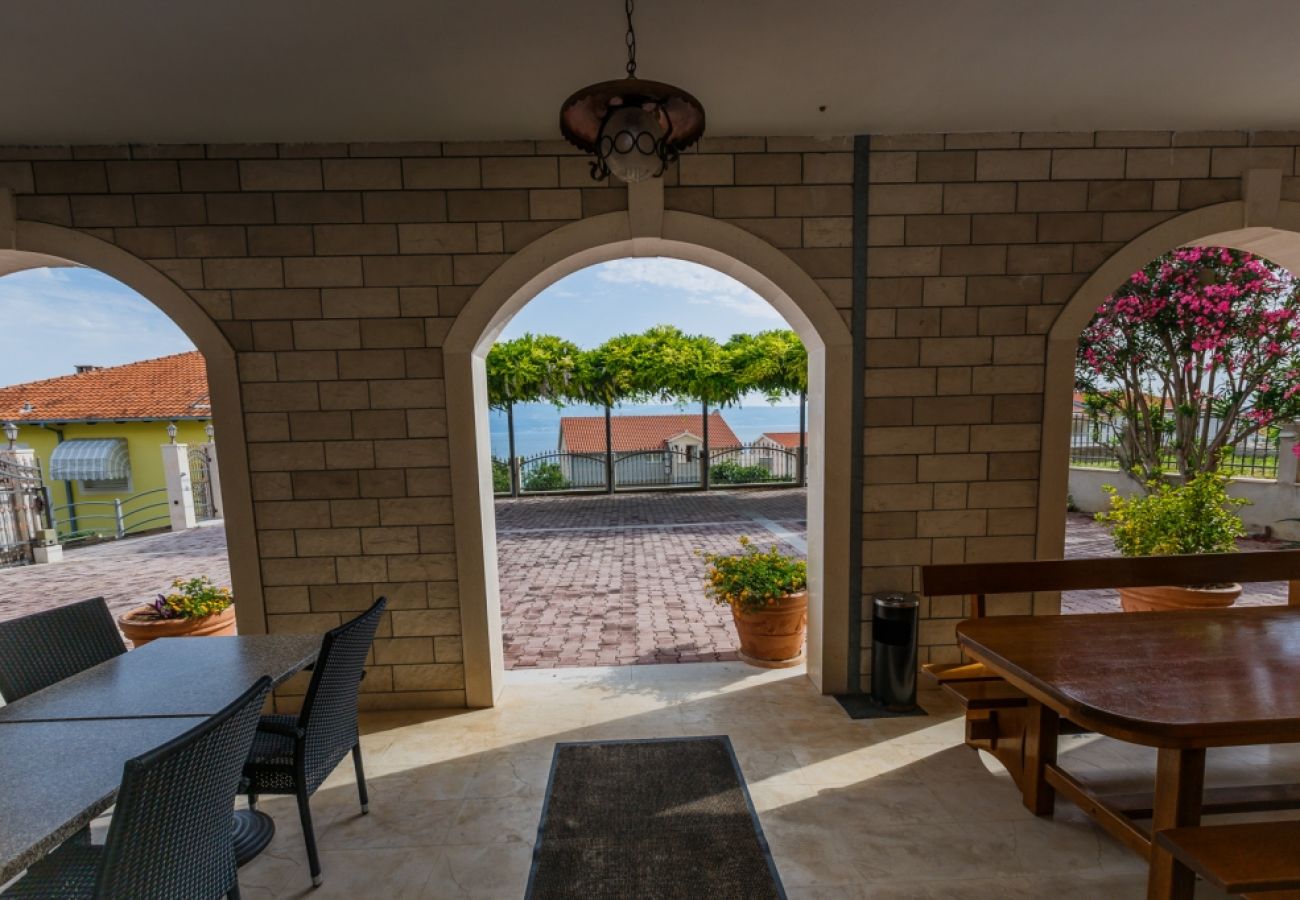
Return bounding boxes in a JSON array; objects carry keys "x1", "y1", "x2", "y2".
[
  {"x1": 160, "y1": 442, "x2": 196, "y2": 532},
  {"x1": 1279, "y1": 423, "x2": 1299, "y2": 485},
  {"x1": 203, "y1": 442, "x2": 223, "y2": 519}
]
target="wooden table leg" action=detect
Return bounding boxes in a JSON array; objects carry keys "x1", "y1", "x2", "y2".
[
  {"x1": 1023, "y1": 699, "x2": 1059, "y2": 816},
  {"x1": 1147, "y1": 747, "x2": 1205, "y2": 900}
]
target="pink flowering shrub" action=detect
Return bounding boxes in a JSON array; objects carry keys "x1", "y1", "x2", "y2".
[{"x1": 1076, "y1": 246, "x2": 1300, "y2": 485}]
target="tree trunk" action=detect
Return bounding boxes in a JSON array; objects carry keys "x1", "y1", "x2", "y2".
[
  {"x1": 701, "y1": 399, "x2": 711, "y2": 490},
  {"x1": 797, "y1": 390, "x2": 807, "y2": 486},
  {"x1": 506, "y1": 401, "x2": 519, "y2": 498},
  {"x1": 604, "y1": 402, "x2": 614, "y2": 494}
]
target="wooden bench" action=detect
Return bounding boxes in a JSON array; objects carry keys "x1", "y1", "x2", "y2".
[{"x1": 1156, "y1": 821, "x2": 1300, "y2": 897}]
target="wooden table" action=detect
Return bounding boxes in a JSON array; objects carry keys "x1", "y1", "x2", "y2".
[
  {"x1": 0, "y1": 634, "x2": 319, "y2": 883},
  {"x1": 957, "y1": 606, "x2": 1300, "y2": 900}
]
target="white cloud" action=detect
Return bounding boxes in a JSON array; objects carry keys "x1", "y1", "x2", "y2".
[
  {"x1": 0, "y1": 267, "x2": 195, "y2": 385},
  {"x1": 593, "y1": 258, "x2": 783, "y2": 321}
]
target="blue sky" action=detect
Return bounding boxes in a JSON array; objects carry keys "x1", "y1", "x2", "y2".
[
  {"x1": 0, "y1": 267, "x2": 196, "y2": 386},
  {"x1": 499, "y1": 258, "x2": 788, "y2": 346},
  {"x1": 0, "y1": 258, "x2": 794, "y2": 389}
]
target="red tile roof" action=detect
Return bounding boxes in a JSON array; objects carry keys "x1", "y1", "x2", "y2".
[
  {"x1": 0, "y1": 351, "x2": 210, "y2": 423},
  {"x1": 759, "y1": 431, "x2": 806, "y2": 450},
  {"x1": 560, "y1": 412, "x2": 742, "y2": 454}
]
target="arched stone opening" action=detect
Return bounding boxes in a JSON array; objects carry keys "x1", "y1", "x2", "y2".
[
  {"x1": 445, "y1": 203, "x2": 854, "y2": 706},
  {"x1": 0, "y1": 219, "x2": 266, "y2": 633},
  {"x1": 1037, "y1": 199, "x2": 1300, "y2": 566}
]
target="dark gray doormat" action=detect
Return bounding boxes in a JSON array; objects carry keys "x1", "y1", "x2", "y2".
[
  {"x1": 526, "y1": 736, "x2": 786, "y2": 900},
  {"x1": 834, "y1": 694, "x2": 927, "y2": 719}
]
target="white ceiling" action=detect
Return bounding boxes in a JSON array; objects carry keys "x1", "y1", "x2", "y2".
[{"x1": 4, "y1": 0, "x2": 1300, "y2": 144}]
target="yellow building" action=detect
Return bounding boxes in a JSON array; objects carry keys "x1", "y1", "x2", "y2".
[{"x1": 0, "y1": 352, "x2": 212, "y2": 540}]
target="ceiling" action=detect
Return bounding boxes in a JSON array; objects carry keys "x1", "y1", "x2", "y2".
[{"x1": 4, "y1": 0, "x2": 1300, "y2": 144}]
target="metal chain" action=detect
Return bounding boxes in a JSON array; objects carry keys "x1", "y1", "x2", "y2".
[{"x1": 625, "y1": 0, "x2": 637, "y2": 78}]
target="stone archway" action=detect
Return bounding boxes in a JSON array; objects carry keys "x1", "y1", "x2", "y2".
[
  {"x1": 445, "y1": 185, "x2": 854, "y2": 706},
  {"x1": 0, "y1": 217, "x2": 266, "y2": 633},
  {"x1": 1036, "y1": 197, "x2": 1300, "y2": 562}
]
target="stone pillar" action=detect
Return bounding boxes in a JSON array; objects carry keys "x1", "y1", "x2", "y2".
[
  {"x1": 1278, "y1": 423, "x2": 1299, "y2": 485},
  {"x1": 203, "y1": 442, "x2": 223, "y2": 519},
  {"x1": 160, "y1": 442, "x2": 196, "y2": 532}
]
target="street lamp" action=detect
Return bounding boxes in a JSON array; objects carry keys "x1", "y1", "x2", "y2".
[
  {"x1": 166, "y1": 422, "x2": 178, "y2": 444},
  {"x1": 3, "y1": 422, "x2": 17, "y2": 449},
  {"x1": 205, "y1": 422, "x2": 214, "y2": 441}
]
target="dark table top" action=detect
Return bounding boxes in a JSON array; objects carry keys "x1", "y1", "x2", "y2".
[
  {"x1": 0, "y1": 634, "x2": 319, "y2": 723},
  {"x1": 0, "y1": 717, "x2": 206, "y2": 883},
  {"x1": 0, "y1": 633, "x2": 322, "y2": 884},
  {"x1": 957, "y1": 606, "x2": 1300, "y2": 748}
]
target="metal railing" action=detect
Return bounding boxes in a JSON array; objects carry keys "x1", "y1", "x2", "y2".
[
  {"x1": 494, "y1": 442, "x2": 808, "y2": 497},
  {"x1": 50, "y1": 488, "x2": 171, "y2": 544},
  {"x1": 1069, "y1": 415, "x2": 1281, "y2": 479}
]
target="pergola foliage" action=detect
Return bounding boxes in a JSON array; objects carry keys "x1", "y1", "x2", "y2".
[{"x1": 487, "y1": 326, "x2": 807, "y2": 410}]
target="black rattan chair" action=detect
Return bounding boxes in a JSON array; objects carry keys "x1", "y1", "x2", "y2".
[
  {"x1": 243, "y1": 598, "x2": 386, "y2": 888},
  {"x1": 3, "y1": 676, "x2": 273, "y2": 899},
  {"x1": 0, "y1": 597, "x2": 125, "y2": 702}
]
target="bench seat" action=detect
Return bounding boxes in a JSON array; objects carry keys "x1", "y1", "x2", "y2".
[{"x1": 1156, "y1": 821, "x2": 1300, "y2": 895}]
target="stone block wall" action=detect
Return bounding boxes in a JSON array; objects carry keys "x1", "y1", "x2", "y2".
[
  {"x1": 860, "y1": 129, "x2": 1300, "y2": 678},
  {"x1": 3, "y1": 129, "x2": 1296, "y2": 701},
  {"x1": 0, "y1": 137, "x2": 853, "y2": 707}
]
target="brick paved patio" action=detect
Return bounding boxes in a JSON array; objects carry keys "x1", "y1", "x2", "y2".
[
  {"x1": 495, "y1": 489, "x2": 806, "y2": 668},
  {"x1": 0, "y1": 523, "x2": 231, "y2": 627},
  {"x1": 0, "y1": 502, "x2": 1287, "y2": 668},
  {"x1": 1060, "y1": 512, "x2": 1289, "y2": 613}
]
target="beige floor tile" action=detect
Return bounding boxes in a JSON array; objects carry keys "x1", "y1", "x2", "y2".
[{"x1": 235, "y1": 660, "x2": 1300, "y2": 898}]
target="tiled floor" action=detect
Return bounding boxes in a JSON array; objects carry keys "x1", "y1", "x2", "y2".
[{"x1": 236, "y1": 662, "x2": 1292, "y2": 898}]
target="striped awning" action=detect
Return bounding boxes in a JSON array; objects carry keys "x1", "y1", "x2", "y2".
[{"x1": 49, "y1": 438, "x2": 130, "y2": 481}]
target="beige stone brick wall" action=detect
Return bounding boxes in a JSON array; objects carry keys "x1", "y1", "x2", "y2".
[
  {"x1": 0, "y1": 137, "x2": 853, "y2": 707},
  {"x1": 5, "y1": 130, "x2": 1293, "y2": 701},
  {"x1": 861, "y1": 130, "x2": 1300, "y2": 682}
]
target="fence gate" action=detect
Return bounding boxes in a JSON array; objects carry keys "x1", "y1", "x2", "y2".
[
  {"x1": 188, "y1": 445, "x2": 217, "y2": 521},
  {"x1": 0, "y1": 456, "x2": 47, "y2": 568}
]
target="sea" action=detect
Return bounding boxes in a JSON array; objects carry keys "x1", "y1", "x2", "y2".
[{"x1": 489, "y1": 399, "x2": 805, "y2": 458}]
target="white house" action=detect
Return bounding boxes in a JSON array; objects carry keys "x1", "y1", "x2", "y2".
[{"x1": 556, "y1": 412, "x2": 742, "y2": 487}]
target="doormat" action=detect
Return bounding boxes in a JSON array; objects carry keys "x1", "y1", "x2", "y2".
[
  {"x1": 526, "y1": 736, "x2": 785, "y2": 900},
  {"x1": 834, "y1": 693, "x2": 928, "y2": 719}
]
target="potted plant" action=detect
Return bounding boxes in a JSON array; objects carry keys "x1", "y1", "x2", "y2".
[
  {"x1": 1096, "y1": 469, "x2": 1249, "y2": 612},
  {"x1": 118, "y1": 577, "x2": 236, "y2": 647},
  {"x1": 700, "y1": 536, "x2": 807, "y2": 667}
]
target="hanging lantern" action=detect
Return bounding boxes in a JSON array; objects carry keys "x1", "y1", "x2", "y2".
[{"x1": 559, "y1": 0, "x2": 706, "y2": 183}]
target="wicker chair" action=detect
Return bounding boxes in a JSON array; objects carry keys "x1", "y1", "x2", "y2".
[
  {"x1": 3, "y1": 676, "x2": 273, "y2": 899},
  {"x1": 0, "y1": 597, "x2": 126, "y2": 702},
  {"x1": 244, "y1": 598, "x2": 386, "y2": 887}
]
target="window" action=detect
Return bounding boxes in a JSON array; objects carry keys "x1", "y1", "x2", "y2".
[{"x1": 81, "y1": 476, "x2": 130, "y2": 493}]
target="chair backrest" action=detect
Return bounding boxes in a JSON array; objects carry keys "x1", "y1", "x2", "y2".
[
  {"x1": 0, "y1": 597, "x2": 126, "y2": 701},
  {"x1": 297, "y1": 597, "x2": 387, "y2": 792},
  {"x1": 95, "y1": 676, "x2": 272, "y2": 900}
]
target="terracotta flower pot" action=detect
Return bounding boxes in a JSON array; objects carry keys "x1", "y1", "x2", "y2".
[
  {"x1": 730, "y1": 590, "x2": 808, "y2": 668},
  {"x1": 118, "y1": 604, "x2": 237, "y2": 648},
  {"x1": 1118, "y1": 583, "x2": 1242, "y2": 613}
]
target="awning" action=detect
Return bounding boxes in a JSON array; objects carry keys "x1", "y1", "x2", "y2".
[{"x1": 49, "y1": 439, "x2": 130, "y2": 481}]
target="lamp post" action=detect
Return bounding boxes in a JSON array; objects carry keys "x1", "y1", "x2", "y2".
[
  {"x1": 3, "y1": 422, "x2": 17, "y2": 449},
  {"x1": 166, "y1": 422, "x2": 178, "y2": 444}
]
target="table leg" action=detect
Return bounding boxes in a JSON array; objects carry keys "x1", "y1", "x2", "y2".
[
  {"x1": 1023, "y1": 699, "x2": 1059, "y2": 816},
  {"x1": 1146, "y1": 747, "x2": 1205, "y2": 900}
]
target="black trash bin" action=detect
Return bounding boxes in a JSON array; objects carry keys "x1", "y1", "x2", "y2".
[{"x1": 870, "y1": 592, "x2": 920, "y2": 712}]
